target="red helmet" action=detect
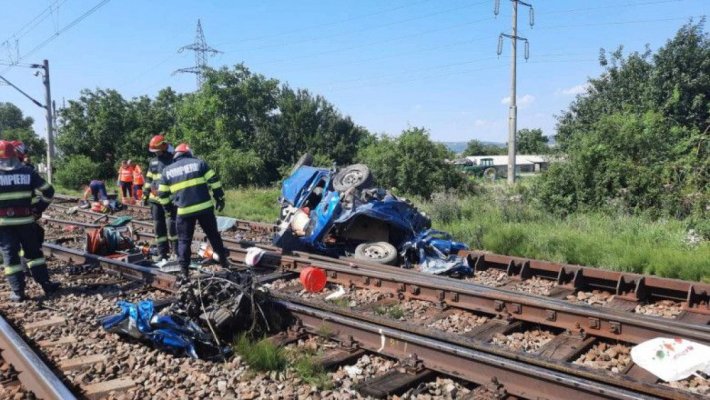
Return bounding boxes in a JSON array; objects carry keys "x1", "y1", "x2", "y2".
[
  {"x1": 0, "y1": 141, "x2": 18, "y2": 160},
  {"x1": 174, "y1": 143, "x2": 192, "y2": 159},
  {"x1": 11, "y1": 140, "x2": 27, "y2": 161},
  {"x1": 148, "y1": 134, "x2": 168, "y2": 152}
]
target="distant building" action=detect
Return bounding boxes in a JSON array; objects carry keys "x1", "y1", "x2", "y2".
[{"x1": 452, "y1": 155, "x2": 551, "y2": 179}]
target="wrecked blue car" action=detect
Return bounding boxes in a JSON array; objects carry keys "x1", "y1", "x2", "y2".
[{"x1": 274, "y1": 154, "x2": 469, "y2": 273}]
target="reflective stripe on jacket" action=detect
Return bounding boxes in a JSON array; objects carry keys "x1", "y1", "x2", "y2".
[
  {"x1": 157, "y1": 156, "x2": 224, "y2": 216},
  {"x1": 145, "y1": 153, "x2": 173, "y2": 202},
  {"x1": 0, "y1": 164, "x2": 54, "y2": 226}
]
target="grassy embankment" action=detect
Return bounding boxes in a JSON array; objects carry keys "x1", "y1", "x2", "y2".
[{"x1": 217, "y1": 187, "x2": 709, "y2": 283}]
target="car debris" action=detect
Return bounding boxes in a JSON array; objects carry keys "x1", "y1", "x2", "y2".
[
  {"x1": 101, "y1": 270, "x2": 285, "y2": 359},
  {"x1": 274, "y1": 154, "x2": 469, "y2": 275}
]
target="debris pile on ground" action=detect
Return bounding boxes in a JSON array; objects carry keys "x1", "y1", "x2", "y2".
[{"x1": 102, "y1": 270, "x2": 280, "y2": 359}]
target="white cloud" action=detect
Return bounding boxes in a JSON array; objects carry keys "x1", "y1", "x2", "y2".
[
  {"x1": 501, "y1": 94, "x2": 535, "y2": 107},
  {"x1": 557, "y1": 83, "x2": 590, "y2": 96},
  {"x1": 474, "y1": 119, "x2": 488, "y2": 127}
]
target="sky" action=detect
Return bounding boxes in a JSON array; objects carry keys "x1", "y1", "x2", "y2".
[{"x1": 0, "y1": 0, "x2": 707, "y2": 145}]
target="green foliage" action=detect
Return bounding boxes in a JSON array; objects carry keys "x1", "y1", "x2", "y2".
[
  {"x1": 358, "y1": 127, "x2": 466, "y2": 198},
  {"x1": 175, "y1": 65, "x2": 370, "y2": 186},
  {"x1": 542, "y1": 21, "x2": 709, "y2": 218},
  {"x1": 290, "y1": 355, "x2": 333, "y2": 390},
  {"x1": 461, "y1": 139, "x2": 506, "y2": 156},
  {"x1": 234, "y1": 334, "x2": 287, "y2": 372},
  {"x1": 516, "y1": 128, "x2": 549, "y2": 154},
  {"x1": 220, "y1": 187, "x2": 280, "y2": 222},
  {"x1": 57, "y1": 87, "x2": 181, "y2": 178},
  {"x1": 419, "y1": 186, "x2": 709, "y2": 282},
  {"x1": 54, "y1": 155, "x2": 106, "y2": 190},
  {"x1": 0, "y1": 102, "x2": 47, "y2": 162},
  {"x1": 374, "y1": 305, "x2": 405, "y2": 319}
]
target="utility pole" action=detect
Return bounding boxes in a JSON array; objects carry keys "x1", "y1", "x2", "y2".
[
  {"x1": 495, "y1": 0, "x2": 533, "y2": 184},
  {"x1": 174, "y1": 19, "x2": 222, "y2": 88},
  {"x1": 31, "y1": 60, "x2": 54, "y2": 183}
]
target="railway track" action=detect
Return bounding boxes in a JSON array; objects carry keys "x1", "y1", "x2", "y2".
[{"x1": 0, "y1": 199, "x2": 704, "y2": 398}]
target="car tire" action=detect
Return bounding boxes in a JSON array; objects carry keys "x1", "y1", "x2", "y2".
[
  {"x1": 291, "y1": 153, "x2": 313, "y2": 175},
  {"x1": 354, "y1": 242, "x2": 398, "y2": 265},
  {"x1": 332, "y1": 164, "x2": 373, "y2": 192}
]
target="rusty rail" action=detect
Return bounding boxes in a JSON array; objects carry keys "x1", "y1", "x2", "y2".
[
  {"x1": 39, "y1": 241, "x2": 707, "y2": 399},
  {"x1": 0, "y1": 314, "x2": 76, "y2": 400},
  {"x1": 280, "y1": 299, "x2": 662, "y2": 400}
]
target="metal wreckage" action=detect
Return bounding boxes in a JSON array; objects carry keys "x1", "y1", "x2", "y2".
[{"x1": 93, "y1": 156, "x2": 469, "y2": 359}]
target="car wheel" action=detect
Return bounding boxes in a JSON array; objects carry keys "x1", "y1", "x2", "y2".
[
  {"x1": 354, "y1": 242, "x2": 398, "y2": 265},
  {"x1": 333, "y1": 164, "x2": 373, "y2": 192},
  {"x1": 291, "y1": 153, "x2": 313, "y2": 175}
]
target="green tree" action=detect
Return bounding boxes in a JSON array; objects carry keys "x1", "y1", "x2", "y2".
[
  {"x1": 358, "y1": 127, "x2": 465, "y2": 198},
  {"x1": 516, "y1": 128, "x2": 549, "y2": 154},
  {"x1": 0, "y1": 102, "x2": 47, "y2": 162},
  {"x1": 538, "y1": 21, "x2": 709, "y2": 218},
  {"x1": 462, "y1": 139, "x2": 506, "y2": 156}
]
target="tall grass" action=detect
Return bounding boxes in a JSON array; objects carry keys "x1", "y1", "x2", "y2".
[
  {"x1": 420, "y1": 187, "x2": 709, "y2": 282},
  {"x1": 220, "y1": 187, "x2": 280, "y2": 222}
]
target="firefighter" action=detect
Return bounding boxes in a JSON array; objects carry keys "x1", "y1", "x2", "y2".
[
  {"x1": 132, "y1": 164, "x2": 145, "y2": 201},
  {"x1": 118, "y1": 160, "x2": 133, "y2": 203},
  {"x1": 157, "y1": 143, "x2": 228, "y2": 278},
  {"x1": 0, "y1": 140, "x2": 59, "y2": 301},
  {"x1": 143, "y1": 135, "x2": 177, "y2": 260}
]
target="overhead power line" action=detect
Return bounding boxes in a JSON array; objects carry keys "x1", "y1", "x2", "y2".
[{"x1": 1, "y1": 0, "x2": 111, "y2": 74}]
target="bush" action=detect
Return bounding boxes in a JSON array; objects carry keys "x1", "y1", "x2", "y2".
[
  {"x1": 55, "y1": 155, "x2": 105, "y2": 190},
  {"x1": 357, "y1": 127, "x2": 468, "y2": 198},
  {"x1": 209, "y1": 148, "x2": 265, "y2": 188}
]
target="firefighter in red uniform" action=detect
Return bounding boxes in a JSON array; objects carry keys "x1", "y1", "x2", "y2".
[
  {"x1": 0, "y1": 141, "x2": 59, "y2": 301},
  {"x1": 143, "y1": 135, "x2": 177, "y2": 260},
  {"x1": 158, "y1": 143, "x2": 228, "y2": 278}
]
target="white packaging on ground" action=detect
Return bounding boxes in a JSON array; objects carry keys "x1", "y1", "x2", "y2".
[
  {"x1": 245, "y1": 247, "x2": 266, "y2": 266},
  {"x1": 630, "y1": 337, "x2": 710, "y2": 382}
]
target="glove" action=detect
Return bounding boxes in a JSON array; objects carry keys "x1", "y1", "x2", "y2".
[{"x1": 215, "y1": 197, "x2": 225, "y2": 212}]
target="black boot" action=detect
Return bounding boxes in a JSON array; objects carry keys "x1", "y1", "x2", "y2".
[
  {"x1": 6, "y1": 272, "x2": 26, "y2": 302},
  {"x1": 29, "y1": 265, "x2": 61, "y2": 295}
]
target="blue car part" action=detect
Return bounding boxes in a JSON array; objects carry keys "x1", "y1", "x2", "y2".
[
  {"x1": 401, "y1": 229, "x2": 471, "y2": 275},
  {"x1": 101, "y1": 299, "x2": 229, "y2": 359}
]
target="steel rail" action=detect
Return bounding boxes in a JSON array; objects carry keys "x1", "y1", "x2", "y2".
[
  {"x1": 0, "y1": 315, "x2": 77, "y2": 400},
  {"x1": 47, "y1": 195, "x2": 710, "y2": 314},
  {"x1": 116, "y1": 228, "x2": 710, "y2": 345},
  {"x1": 227, "y1": 246, "x2": 710, "y2": 345},
  {"x1": 37, "y1": 241, "x2": 696, "y2": 399},
  {"x1": 274, "y1": 292, "x2": 694, "y2": 399},
  {"x1": 41, "y1": 213, "x2": 710, "y2": 345},
  {"x1": 279, "y1": 299, "x2": 661, "y2": 400}
]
